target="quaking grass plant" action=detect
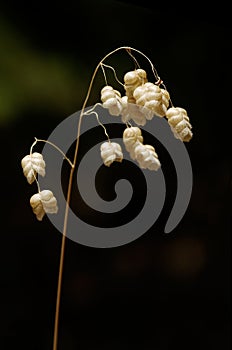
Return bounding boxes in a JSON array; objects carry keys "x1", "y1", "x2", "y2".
[{"x1": 21, "y1": 46, "x2": 193, "y2": 350}]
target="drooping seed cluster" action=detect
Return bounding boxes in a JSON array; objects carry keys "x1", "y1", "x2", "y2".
[
  {"x1": 21, "y1": 48, "x2": 194, "y2": 221},
  {"x1": 166, "y1": 107, "x2": 193, "y2": 142},
  {"x1": 100, "y1": 141, "x2": 123, "y2": 166},
  {"x1": 21, "y1": 152, "x2": 46, "y2": 184},
  {"x1": 30, "y1": 190, "x2": 58, "y2": 221},
  {"x1": 124, "y1": 69, "x2": 148, "y2": 103},
  {"x1": 101, "y1": 69, "x2": 192, "y2": 133},
  {"x1": 99, "y1": 126, "x2": 161, "y2": 171},
  {"x1": 101, "y1": 86, "x2": 123, "y2": 116},
  {"x1": 99, "y1": 67, "x2": 192, "y2": 169},
  {"x1": 21, "y1": 152, "x2": 58, "y2": 220},
  {"x1": 133, "y1": 82, "x2": 170, "y2": 117},
  {"x1": 123, "y1": 127, "x2": 161, "y2": 171}
]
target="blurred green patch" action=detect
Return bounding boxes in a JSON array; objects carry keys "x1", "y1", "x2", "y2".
[{"x1": 0, "y1": 17, "x2": 86, "y2": 125}]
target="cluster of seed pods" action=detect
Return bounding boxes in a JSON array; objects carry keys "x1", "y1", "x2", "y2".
[
  {"x1": 100, "y1": 141, "x2": 123, "y2": 167},
  {"x1": 21, "y1": 52, "x2": 193, "y2": 221},
  {"x1": 100, "y1": 67, "x2": 193, "y2": 169},
  {"x1": 123, "y1": 126, "x2": 161, "y2": 171},
  {"x1": 21, "y1": 153, "x2": 58, "y2": 220}
]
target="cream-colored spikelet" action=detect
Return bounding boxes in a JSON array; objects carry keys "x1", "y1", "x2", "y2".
[
  {"x1": 30, "y1": 190, "x2": 58, "y2": 221},
  {"x1": 100, "y1": 141, "x2": 123, "y2": 166},
  {"x1": 123, "y1": 126, "x2": 143, "y2": 151},
  {"x1": 133, "y1": 82, "x2": 170, "y2": 117},
  {"x1": 21, "y1": 152, "x2": 46, "y2": 184},
  {"x1": 133, "y1": 143, "x2": 161, "y2": 171},
  {"x1": 123, "y1": 127, "x2": 160, "y2": 171},
  {"x1": 121, "y1": 96, "x2": 153, "y2": 126},
  {"x1": 101, "y1": 85, "x2": 123, "y2": 116},
  {"x1": 123, "y1": 69, "x2": 148, "y2": 103},
  {"x1": 165, "y1": 107, "x2": 193, "y2": 142}
]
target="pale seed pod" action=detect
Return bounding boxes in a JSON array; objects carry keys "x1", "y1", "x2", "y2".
[
  {"x1": 165, "y1": 107, "x2": 193, "y2": 142},
  {"x1": 123, "y1": 127, "x2": 161, "y2": 171},
  {"x1": 100, "y1": 141, "x2": 123, "y2": 167},
  {"x1": 123, "y1": 69, "x2": 148, "y2": 103},
  {"x1": 133, "y1": 82, "x2": 170, "y2": 117},
  {"x1": 101, "y1": 85, "x2": 123, "y2": 116},
  {"x1": 123, "y1": 126, "x2": 143, "y2": 151},
  {"x1": 21, "y1": 152, "x2": 46, "y2": 184},
  {"x1": 121, "y1": 96, "x2": 153, "y2": 126},
  {"x1": 133, "y1": 143, "x2": 161, "y2": 171},
  {"x1": 30, "y1": 190, "x2": 58, "y2": 221}
]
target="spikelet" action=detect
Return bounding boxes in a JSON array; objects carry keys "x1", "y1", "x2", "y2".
[
  {"x1": 100, "y1": 141, "x2": 123, "y2": 166},
  {"x1": 123, "y1": 69, "x2": 148, "y2": 103},
  {"x1": 123, "y1": 127, "x2": 143, "y2": 151},
  {"x1": 121, "y1": 96, "x2": 153, "y2": 126},
  {"x1": 30, "y1": 190, "x2": 58, "y2": 221},
  {"x1": 165, "y1": 107, "x2": 193, "y2": 142},
  {"x1": 101, "y1": 85, "x2": 123, "y2": 116},
  {"x1": 133, "y1": 82, "x2": 170, "y2": 117},
  {"x1": 21, "y1": 152, "x2": 46, "y2": 184},
  {"x1": 123, "y1": 127, "x2": 161, "y2": 171},
  {"x1": 133, "y1": 143, "x2": 161, "y2": 171}
]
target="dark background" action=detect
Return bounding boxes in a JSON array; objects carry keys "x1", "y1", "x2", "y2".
[{"x1": 0, "y1": 1, "x2": 231, "y2": 349}]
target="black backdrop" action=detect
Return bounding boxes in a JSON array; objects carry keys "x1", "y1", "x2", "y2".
[{"x1": 0, "y1": 1, "x2": 231, "y2": 349}]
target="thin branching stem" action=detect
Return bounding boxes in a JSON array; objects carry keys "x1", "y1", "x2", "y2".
[
  {"x1": 101, "y1": 62, "x2": 124, "y2": 87},
  {"x1": 32, "y1": 137, "x2": 74, "y2": 168},
  {"x1": 52, "y1": 46, "x2": 163, "y2": 350},
  {"x1": 29, "y1": 137, "x2": 74, "y2": 195}
]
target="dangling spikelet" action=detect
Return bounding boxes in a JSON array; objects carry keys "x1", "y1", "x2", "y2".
[
  {"x1": 21, "y1": 152, "x2": 46, "y2": 184},
  {"x1": 133, "y1": 82, "x2": 170, "y2": 117},
  {"x1": 165, "y1": 107, "x2": 193, "y2": 142},
  {"x1": 123, "y1": 127, "x2": 143, "y2": 151},
  {"x1": 123, "y1": 69, "x2": 148, "y2": 103},
  {"x1": 101, "y1": 85, "x2": 123, "y2": 116},
  {"x1": 133, "y1": 143, "x2": 161, "y2": 171},
  {"x1": 30, "y1": 190, "x2": 58, "y2": 221},
  {"x1": 100, "y1": 141, "x2": 123, "y2": 166},
  {"x1": 123, "y1": 127, "x2": 161, "y2": 171}
]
